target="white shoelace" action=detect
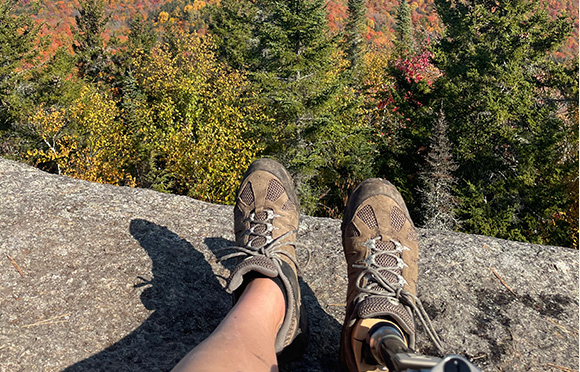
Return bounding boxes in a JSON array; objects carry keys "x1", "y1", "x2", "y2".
[{"x1": 354, "y1": 237, "x2": 445, "y2": 354}]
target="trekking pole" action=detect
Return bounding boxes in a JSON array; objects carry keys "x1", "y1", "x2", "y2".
[{"x1": 367, "y1": 323, "x2": 482, "y2": 372}]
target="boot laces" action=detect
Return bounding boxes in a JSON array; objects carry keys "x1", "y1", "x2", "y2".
[
  {"x1": 354, "y1": 236, "x2": 445, "y2": 354},
  {"x1": 218, "y1": 209, "x2": 308, "y2": 273}
]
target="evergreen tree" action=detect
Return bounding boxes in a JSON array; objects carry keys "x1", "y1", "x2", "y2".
[
  {"x1": 211, "y1": 0, "x2": 375, "y2": 214},
  {"x1": 73, "y1": 0, "x2": 110, "y2": 81},
  {"x1": 344, "y1": 0, "x2": 367, "y2": 80},
  {"x1": 419, "y1": 107, "x2": 458, "y2": 230},
  {"x1": 208, "y1": 0, "x2": 257, "y2": 70},
  {"x1": 254, "y1": 0, "x2": 372, "y2": 213},
  {"x1": 432, "y1": 0, "x2": 576, "y2": 245},
  {"x1": 127, "y1": 14, "x2": 157, "y2": 56},
  {"x1": 0, "y1": 0, "x2": 45, "y2": 156},
  {"x1": 373, "y1": 2, "x2": 434, "y2": 218},
  {"x1": 0, "y1": 0, "x2": 39, "y2": 131},
  {"x1": 394, "y1": 0, "x2": 414, "y2": 58}
]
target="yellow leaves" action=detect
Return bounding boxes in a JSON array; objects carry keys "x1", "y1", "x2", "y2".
[
  {"x1": 26, "y1": 85, "x2": 135, "y2": 187},
  {"x1": 26, "y1": 107, "x2": 75, "y2": 174},
  {"x1": 30, "y1": 107, "x2": 67, "y2": 140},
  {"x1": 184, "y1": 1, "x2": 206, "y2": 14},
  {"x1": 158, "y1": 11, "x2": 169, "y2": 24},
  {"x1": 27, "y1": 32, "x2": 263, "y2": 204},
  {"x1": 64, "y1": 86, "x2": 135, "y2": 186},
  {"x1": 363, "y1": 49, "x2": 392, "y2": 95},
  {"x1": 133, "y1": 32, "x2": 264, "y2": 204}
]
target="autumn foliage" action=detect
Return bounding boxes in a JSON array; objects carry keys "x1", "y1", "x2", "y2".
[{"x1": 2, "y1": 0, "x2": 578, "y2": 248}]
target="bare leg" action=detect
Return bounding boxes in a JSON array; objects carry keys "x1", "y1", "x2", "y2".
[{"x1": 172, "y1": 278, "x2": 285, "y2": 372}]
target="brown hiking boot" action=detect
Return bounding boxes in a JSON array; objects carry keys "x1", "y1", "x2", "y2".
[
  {"x1": 340, "y1": 178, "x2": 441, "y2": 371},
  {"x1": 220, "y1": 158, "x2": 308, "y2": 361}
]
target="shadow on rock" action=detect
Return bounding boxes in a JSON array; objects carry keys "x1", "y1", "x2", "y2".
[
  {"x1": 65, "y1": 221, "x2": 342, "y2": 371},
  {"x1": 281, "y1": 280, "x2": 342, "y2": 372},
  {"x1": 204, "y1": 236, "x2": 236, "y2": 272},
  {"x1": 63, "y1": 219, "x2": 231, "y2": 372}
]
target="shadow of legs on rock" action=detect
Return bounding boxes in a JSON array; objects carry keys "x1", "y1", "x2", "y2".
[
  {"x1": 280, "y1": 278, "x2": 342, "y2": 372},
  {"x1": 63, "y1": 220, "x2": 230, "y2": 372}
]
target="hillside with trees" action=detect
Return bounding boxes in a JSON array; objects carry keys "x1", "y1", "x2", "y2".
[
  {"x1": 2, "y1": 0, "x2": 578, "y2": 248},
  {"x1": 16, "y1": 0, "x2": 579, "y2": 59}
]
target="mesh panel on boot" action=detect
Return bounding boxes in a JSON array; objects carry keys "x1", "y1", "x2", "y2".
[
  {"x1": 266, "y1": 179, "x2": 285, "y2": 201},
  {"x1": 255, "y1": 211, "x2": 268, "y2": 221},
  {"x1": 254, "y1": 224, "x2": 267, "y2": 234},
  {"x1": 379, "y1": 269, "x2": 400, "y2": 284},
  {"x1": 375, "y1": 254, "x2": 398, "y2": 267},
  {"x1": 375, "y1": 240, "x2": 395, "y2": 251},
  {"x1": 240, "y1": 183, "x2": 254, "y2": 205},
  {"x1": 251, "y1": 236, "x2": 267, "y2": 247},
  {"x1": 358, "y1": 296, "x2": 415, "y2": 333},
  {"x1": 345, "y1": 221, "x2": 360, "y2": 237},
  {"x1": 357, "y1": 205, "x2": 378, "y2": 229},
  {"x1": 391, "y1": 206, "x2": 406, "y2": 232}
]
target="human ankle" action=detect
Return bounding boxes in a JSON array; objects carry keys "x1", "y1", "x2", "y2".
[{"x1": 238, "y1": 278, "x2": 286, "y2": 331}]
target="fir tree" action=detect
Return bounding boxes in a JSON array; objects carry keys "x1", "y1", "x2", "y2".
[
  {"x1": 127, "y1": 14, "x2": 156, "y2": 56},
  {"x1": 73, "y1": 0, "x2": 110, "y2": 81},
  {"x1": 344, "y1": 0, "x2": 367, "y2": 80},
  {"x1": 433, "y1": 0, "x2": 575, "y2": 245},
  {"x1": 394, "y1": 0, "x2": 414, "y2": 58},
  {"x1": 253, "y1": 0, "x2": 366, "y2": 212},
  {"x1": 419, "y1": 107, "x2": 458, "y2": 230},
  {"x1": 0, "y1": 0, "x2": 40, "y2": 132},
  {"x1": 208, "y1": 0, "x2": 257, "y2": 70},
  {"x1": 209, "y1": 0, "x2": 375, "y2": 214},
  {"x1": 0, "y1": 0, "x2": 47, "y2": 157}
]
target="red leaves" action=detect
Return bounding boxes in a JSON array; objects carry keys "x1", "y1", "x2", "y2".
[{"x1": 395, "y1": 49, "x2": 434, "y2": 86}]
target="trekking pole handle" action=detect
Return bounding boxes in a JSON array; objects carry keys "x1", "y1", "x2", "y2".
[
  {"x1": 368, "y1": 323, "x2": 441, "y2": 371},
  {"x1": 368, "y1": 323, "x2": 482, "y2": 372}
]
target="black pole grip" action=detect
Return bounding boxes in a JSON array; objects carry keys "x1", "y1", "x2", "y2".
[{"x1": 368, "y1": 322, "x2": 441, "y2": 371}]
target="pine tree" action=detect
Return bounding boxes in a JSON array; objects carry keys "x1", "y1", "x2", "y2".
[
  {"x1": 394, "y1": 0, "x2": 414, "y2": 58},
  {"x1": 73, "y1": 0, "x2": 110, "y2": 81},
  {"x1": 432, "y1": 0, "x2": 576, "y2": 245},
  {"x1": 419, "y1": 107, "x2": 458, "y2": 230},
  {"x1": 344, "y1": 0, "x2": 367, "y2": 80}
]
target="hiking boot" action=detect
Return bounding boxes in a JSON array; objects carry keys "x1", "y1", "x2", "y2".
[
  {"x1": 221, "y1": 158, "x2": 308, "y2": 361},
  {"x1": 340, "y1": 178, "x2": 424, "y2": 371}
]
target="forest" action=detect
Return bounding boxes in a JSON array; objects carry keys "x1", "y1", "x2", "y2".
[{"x1": 1, "y1": 0, "x2": 578, "y2": 248}]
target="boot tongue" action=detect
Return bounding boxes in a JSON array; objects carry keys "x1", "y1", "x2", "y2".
[
  {"x1": 249, "y1": 210, "x2": 270, "y2": 248},
  {"x1": 254, "y1": 211, "x2": 268, "y2": 221},
  {"x1": 367, "y1": 239, "x2": 403, "y2": 292}
]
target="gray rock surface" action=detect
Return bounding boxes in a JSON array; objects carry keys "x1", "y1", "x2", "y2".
[{"x1": 0, "y1": 157, "x2": 578, "y2": 372}]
